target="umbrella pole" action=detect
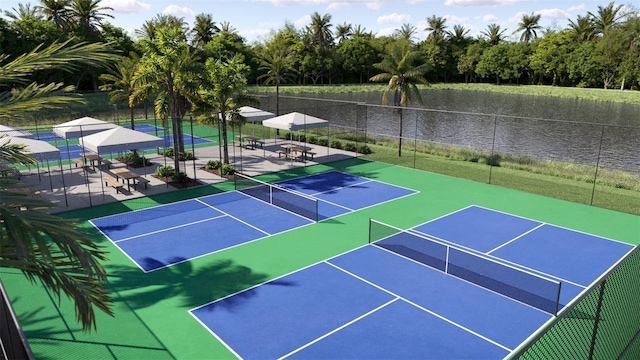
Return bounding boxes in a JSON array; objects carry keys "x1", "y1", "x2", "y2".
[
  {"x1": 98, "y1": 152, "x2": 105, "y2": 199},
  {"x1": 58, "y1": 158, "x2": 68, "y2": 207},
  {"x1": 46, "y1": 161, "x2": 53, "y2": 191}
]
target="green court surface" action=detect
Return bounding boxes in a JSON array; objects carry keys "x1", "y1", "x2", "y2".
[{"x1": 3, "y1": 158, "x2": 639, "y2": 359}]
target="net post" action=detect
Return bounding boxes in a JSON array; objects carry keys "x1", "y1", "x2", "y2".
[
  {"x1": 368, "y1": 218, "x2": 372, "y2": 244},
  {"x1": 554, "y1": 281, "x2": 562, "y2": 316}
]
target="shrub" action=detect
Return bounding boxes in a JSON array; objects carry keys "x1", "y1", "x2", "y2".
[
  {"x1": 205, "y1": 160, "x2": 221, "y2": 170},
  {"x1": 358, "y1": 145, "x2": 372, "y2": 154},
  {"x1": 330, "y1": 140, "x2": 342, "y2": 149},
  {"x1": 485, "y1": 154, "x2": 502, "y2": 167},
  {"x1": 171, "y1": 171, "x2": 189, "y2": 183},
  {"x1": 344, "y1": 143, "x2": 357, "y2": 151},
  {"x1": 318, "y1": 138, "x2": 329, "y2": 146},
  {"x1": 155, "y1": 165, "x2": 175, "y2": 177},
  {"x1": 220, "y1": 163, "x2": 235, "y2": 176},
  {"x1": 181, "y1": 151, "x2": 195, "y2": 161},
  {"x1": 308, "y1": 136, "x2": 318, "y2": 144},
  {"x1": 163, "y1": 148, "x2": 174, "y2": 157}
]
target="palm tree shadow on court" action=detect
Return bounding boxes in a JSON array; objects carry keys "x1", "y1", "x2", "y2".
[{"x1": 106, "y1": 258, "x2": 295, "y2": 310}]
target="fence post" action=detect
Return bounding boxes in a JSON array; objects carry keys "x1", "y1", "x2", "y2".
[{"x1": 590, "y1": 125, "x2": 605, "y2": 206}]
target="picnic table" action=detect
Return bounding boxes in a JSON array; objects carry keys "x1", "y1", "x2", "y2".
[
  {"x1": 110, "y1": 167, "x2": 144, "y2": 191},
  {"x1": 279, "y1": 144, "x2": 316, "y2": 161},
  {"x1": 79, "y1": 152, "x2": 111, "y2": 169},
  {"x1": 236, "y1": 135, "x2": 264, "y2": 149}
]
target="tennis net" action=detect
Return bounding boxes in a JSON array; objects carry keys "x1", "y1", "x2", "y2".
[
  {"x1": 369, "y1": 219, "x2": 562, "y2": 315},
  {"x1": 234, "y1": 173, "x2": 319, "y2": 222}
]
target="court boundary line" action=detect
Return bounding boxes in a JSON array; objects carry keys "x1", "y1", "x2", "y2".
[
  {"x1": 113, "y1": 214, "x2": 228, "y2": 243},
  {"x1": 324, "y1": 261, "x2": 512, "y2": 352},
  {"x1": 189, "y1": 313, "x2": 243, "y2": 359},
  {"x1": 278, "y1": 298, "x2": 401, "y2": 359},
  {"x1": 486, "y1": 223, "x2": 545, "y2": 254},
  {"x1": 232, "y1": 191, "x2": 318, "y2": 223},
  {"x1": 195, "y1": 198, "x2": 272, "y2": 236}
]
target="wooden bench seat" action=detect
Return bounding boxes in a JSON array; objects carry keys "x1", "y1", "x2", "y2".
[
  {"x1": 134, "y1": 176, "x2": 150, "y2": 190},
  {"x1": 100, "y1": 158, "x2": 112, "y2": 168},
  {"x1": 305, "y1": 152, "x2": 316, "y2": 160},
  {"x1": 276, "y1": 150, "x2": 286, "y2": 158},
  {"x1": 103, "y1": 176, "x2": 124, "y2": 193},
  {"x1": 73, "y1": 158, "x2": 87, "y2": 168}
]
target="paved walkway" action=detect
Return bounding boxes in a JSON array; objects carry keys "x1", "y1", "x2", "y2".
[{"x1": 20, "y1": 140, "x2": 355, "y2": 213}]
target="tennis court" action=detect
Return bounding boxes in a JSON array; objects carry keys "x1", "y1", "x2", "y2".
[
  {"x1": 90, "y1": 170, "x2": 417, "y2": 271},
  {"x1": 190, "y1": 205, "x2": 634, "y2": 359}
]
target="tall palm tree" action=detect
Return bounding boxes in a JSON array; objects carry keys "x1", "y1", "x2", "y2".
[
  {"x1": 567, "y1": 15, "x2": 597, "y2": 42},
  {"x1": 393, "y1": 23, "x2": 418, "y2": 44},
  {"x1": 335, "y1": 22, "x2": 353, "y2": 43},
  {"x1": 481, "y1": 23, "x2": 507, "y2": 46},
  {"x1": 513, "y1": 12, "x2": 542, "y2": 42},
  {"x1": 99, "y1": 52, "x2": 140, "y2": 129},
  {"x1": 132, "y1": 24, "x2": 197, "y2": 173},
  {"x1": 136, "y1": 14, "x2": 187, "y2": 39},
  {"x1": 68, "y1": 0, "x2": 113, "y2": 37},
  {"x1": 425, "y1": 15, "x2": 447, "y2": 42},
  {"x1": 588, "y1": 1, "x2": 627, "y2": 36},
  {"x1": 0, "y1": 39, "x2": 116, "y2": 331},
  {"x1": 3, "y1": 3, "x2": 41, "y2": 21},
  {"x1": 370, "y1": 42, "x2": 430, "y2": 157},
  {"x1": 192, "y1": 55, "x2": 257, "y2": 165},
  {"x1": 218, "y1": 21, "x2": 237, "y2": 33},
  {"x1": 448, "y1": 24, "x2": 471, "y2": 43},
  {"x1": 309, "y1": 12, "x2": 333, "y2": 46},
  {"x1": 191, "y1": 13, "x2": 218, "y2": 49},
  {"x1": 353, "y1": 24, "x2": 370, "y2": 37},
  {"x1": 257, "y1": 47, "x2": 297, "y2": 117},
  {"x1": 36, "y1": 0, "x2": 72, "y2": 33}
]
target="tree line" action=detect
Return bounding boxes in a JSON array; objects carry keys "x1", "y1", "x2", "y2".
[{"x1": 1, "y1": 1, "x2": 639, "y2": 91}]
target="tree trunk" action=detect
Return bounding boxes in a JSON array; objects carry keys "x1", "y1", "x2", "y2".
[{"x1": 220, "y1": 105, "x2": 230, "y2": 164}]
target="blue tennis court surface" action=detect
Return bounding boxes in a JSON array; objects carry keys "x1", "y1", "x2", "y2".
[
  {"x1": 91, "y1": 171, "x2": 417, "y2": 271},
  {"x1": 190, "y1": 205, "x2": 634, "y2": 359}
]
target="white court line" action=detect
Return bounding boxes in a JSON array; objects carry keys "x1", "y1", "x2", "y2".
[
  {"x1": 279, "y1": 298, "x2": 400, "y2": 359},
  {"x1": 113, "y1": 214, "x2": 228, "y2": 243},
  {"x1": 324, "y1": 261, "x2": 512, "y2": 352},
  {"x1": 486, "y1": 224, "x2": 545, "y2": 254},
  {"x1": 196, "y1": 198, "x2": 271, "y2": 236}
]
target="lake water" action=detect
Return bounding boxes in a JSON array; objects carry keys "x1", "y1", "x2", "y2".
[{"x1": 257, "y1": 90, "x2": 640, "y2": 172}]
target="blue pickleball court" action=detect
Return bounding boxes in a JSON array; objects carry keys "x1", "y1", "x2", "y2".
[
  {"x1": 190, "y1": 205, "x2": 634, "y2": 359},
  {"x1": 91, "y1": 171, "x2": 417, "y2": 272}
]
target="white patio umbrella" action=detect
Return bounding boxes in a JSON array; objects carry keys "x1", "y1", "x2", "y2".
[
  {"x1": 79, "y1": 127, "x2": 164, "y2": 196},
  {"x1": 0, "y1": 125, "x2": 33, "y2": 138},
  {"x1": 2, "y1": 136, "x2": 68, "y2": 205},
  {"x1": 52, "y1": 116, "x2": 118, "y2": 139}
]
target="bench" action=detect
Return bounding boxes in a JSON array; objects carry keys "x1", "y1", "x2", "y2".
[
  {"x1": 100, "y1": 158, "x2": 112, "y2": 168},
  {"x1": 103, "y1": 176, "x2": 124, "y2": 193},
  {"x1": 276, "y1": 150, "x2": 286, "y2": 158},
  {"x1": 73, "y1": 158, "x2": 87, "y2": 168},
  {"x1": 255, "y1": 140, "x2": 265, "y2": 148},
  {"x1": 134, "y1": 176, "x2": 150, "y2": 190},
  {"x1": 286, "y1": 152, "x2": 303, "y2": 161},
  {"x1": 305, "y1": 152, "x2": 316, "y2": 160}
]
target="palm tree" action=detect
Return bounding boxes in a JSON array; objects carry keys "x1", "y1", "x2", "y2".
[
  {"x1": 3, "y1": 3, "x2": 42, "y2": 21},
  {"x1": 481, "y1": 23, "x2": 507, "y2": 45},
  {"x1": 425, "y1": 15, "x2": 447, "y2": 42},
  {"x1": 353, "y1": 25, "x2": 371, "y2": 37},
  {"x1": 257, "y1": 47, "x2": 297, "y2": 117},
  {"x1": 191, "y1": 13, "x2": 218, "y2": 49},
  {"x1": 370, "y1": 42, "x2": 430, "y2": 156},
  {"x1": 448, "y1": 24, "x2": 471, "y2": 43},
  {"x1": 99, "y1": 52, "x2": 140, "y2": 129},
  {"x1": 36, "y1": 0, "x2": 72, "y2": 33},
  {"x1": 68, "y1": 0, "x2": 113, "y2": 37},
  {"x1": 136, "y1": 14, "x2": 187, "y2": 39},
  {"x1": 218, "y1": 21, "x2": 237, "y2": 33},
  {"x1": 567, "y1": 15, "x2": 597, "y2": 42},
  {"x1": 0, "y1": 39, "x2": 116, "y2": 331},
  {"x1": 513, "y1": 12, "x2": 542, "y2": 42},
  {"x1": 309, "y1": 12, "x2": 333, "y2": 46},
  {"x1": 393, "y1": 23, "x2": 418, "y2": 44},
  {"x1": 588, "y1": 1, "x2": 627, "y2": 36},
  {"x1": 132, "y1": 24, "x2": 197, "y2": 173},
  {"x1": 335, "y1": 22, "x2": 353, "y2": 43},
  {"x1": 192, "y1": 55, "x2": 258, "y2": 165}
]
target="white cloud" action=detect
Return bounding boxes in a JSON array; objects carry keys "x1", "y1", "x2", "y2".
[
  {"x1": 162, "y1": 5, "x2": 195, "y2": 17},
  {"x1": 294, "y1": 14, "x2": 311, "y2": 28},
  {"x1": 482, "y1": 14, "x2": 498, "y2": 22},
  {"x1": 443, "y1": 14, "x2": 470, "y2": 24},
  {"x1": 377, "y1": 13, "x2": 411, "y2": 24},
  {"x1": 366, "y1": 1, "x2": 383, "y2": 10},
  {"x1": 445, "y1": 0, "x2": 527, "y2": 7},
  {"x1": 102, "y1": 0, "x2": 151, "y2": 13},
  {"x1": 567, "y1": 3, "x2": 586, "y2": 12},
  {"x1": 375, "y1": 26, "x2": 397, "y2": 37},
  {"x1": 537, "y1": 8, "x2": 571, "y2": 20},
  {"x1": 327, "y1": 2, "x2": 350, "y2": 10}
]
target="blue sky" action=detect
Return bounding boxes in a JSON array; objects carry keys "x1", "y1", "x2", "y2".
[{"x1": 0, "y1": 0, "x2": 627, "y2": 43}]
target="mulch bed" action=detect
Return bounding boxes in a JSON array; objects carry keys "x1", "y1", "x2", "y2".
[
  {"x1": 152, "y1": 175, "x2": 203, "y2": 189},
  {"x1": 200, "y1": 167, "x2": 236, "y2": 180}
]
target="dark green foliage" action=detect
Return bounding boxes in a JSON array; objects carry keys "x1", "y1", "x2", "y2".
[
  {"x1": 155, "y1": 165, "x2": 175, "y2": 177},
  {"x1": 330, "y1": 140, "x2": 342, "y2": 149},
  {"x1": 358, "y1": 144, "x2": 372, "y2": 154},
  {"x1": 205, "y1": 160, "x2": 221, "y2": 170},
  {"x1": 344, "y1": 143, "x2": 357, "y2": 151},
  {"x1": 171, "y1": 171, "x2": 189, "y2": 183},
  {"x1": 220, "y1": 163, "x2": 234, "y2": 175}
]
